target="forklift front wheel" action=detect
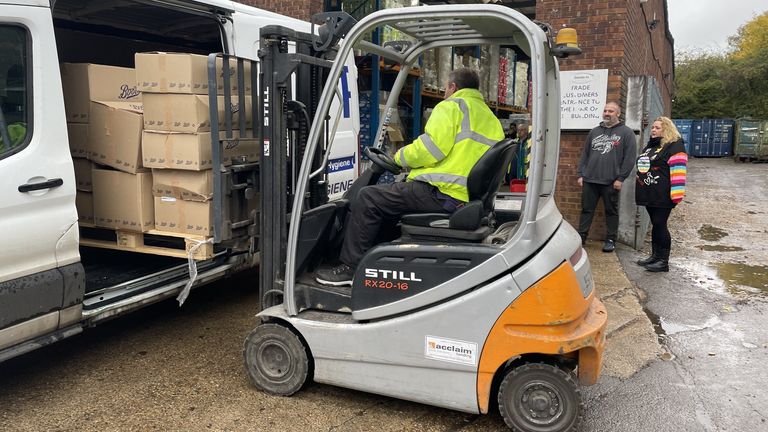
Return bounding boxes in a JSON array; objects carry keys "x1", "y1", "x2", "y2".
[
  {"x1": 243, "y1": 323, "x2": 310, "y2": 396},
  {"x1": 497, "y1": 363, "x2": 581, "y2": 432}
]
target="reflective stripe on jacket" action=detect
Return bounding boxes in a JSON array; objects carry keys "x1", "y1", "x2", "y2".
[{"x1": 394, "y1": 88, "x2": 504, "y2": 202}]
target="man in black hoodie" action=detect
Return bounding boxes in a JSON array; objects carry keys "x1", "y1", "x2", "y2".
[{"x1": 577, "y1": 101, "x2": 636, "y2": 252}]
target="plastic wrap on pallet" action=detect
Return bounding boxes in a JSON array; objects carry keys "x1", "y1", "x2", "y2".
[
  {"x1": 479, "y1": 46, "x2": 491, "y2": 102},
  {"x1": 505, "y1": 56, "x2": 516, "y2": 107},
  {"x1": 383, "y1": 0, "x2": 409, "y2": 8},
  {"x1": 438, "y1": 47, "x2": 452, "y2": 92},
  {"x1": 497, "y1": 56, "x2": 508, "y2": 104},
  {"x1": 421, "y1": 48, "x2": 439, "y2": 92},
  {"x1": 454, "y1": 53, "x2": 466, "y2": 68},
  {"x1": 514, "y1": 62, "x2": 529, "y2": 108},
  {"x1": 470, "y1": 56, "x2": 480, "y2": 73},
  {"x1": 488, "y1": 45, "x2": 500, "y2": 103}
]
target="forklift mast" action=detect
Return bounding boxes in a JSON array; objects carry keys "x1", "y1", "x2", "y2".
[{"x1": 258, "y1": 13, "x2": 356, "y2": 309}]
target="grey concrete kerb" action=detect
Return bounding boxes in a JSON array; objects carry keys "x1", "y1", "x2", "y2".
[{"x1": 585, "y1": 241, "x2": 664, "y2": 379}]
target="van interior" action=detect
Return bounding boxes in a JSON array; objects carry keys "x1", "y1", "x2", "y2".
[{"x1": 51, "y1": 0, "x2": 232, "y2": 306}]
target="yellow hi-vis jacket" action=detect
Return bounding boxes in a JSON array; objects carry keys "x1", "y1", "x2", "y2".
[{"x1": 394, "y1": 88, "x2": 505, "y2": 202}]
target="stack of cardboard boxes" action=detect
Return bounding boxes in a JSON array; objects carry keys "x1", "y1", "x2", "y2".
[
  {"x1": 62, "y1": 63, "x2": 150, "y2": 230},
  {"x1": 136, "y1": 52, "x2": 256, "y2": 236},
  {"x1": 63, "y1": 52, "x2": 259, "y2": 239}
]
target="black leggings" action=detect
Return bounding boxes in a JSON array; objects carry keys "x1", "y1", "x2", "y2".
[{"x1": 646, "y1": 206, "x2": 673, "y2": 250}]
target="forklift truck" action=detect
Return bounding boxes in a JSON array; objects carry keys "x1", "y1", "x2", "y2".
[{"x1": 245, "y1": 5, "x2": 607, "y2": 431}]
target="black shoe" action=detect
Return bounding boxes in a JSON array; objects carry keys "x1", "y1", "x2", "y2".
[
  {"x1": 316, "y1": 263, "x2": 355, "y2": 286},
  {"x1": 602, "y1": 239, "x2": 615, "y2": 253},
  {"x1": 636, "y1": 255, "x2": 659, "y2": 266},
  {"x1": 644, "y1": 260, "x2": 669, "y2": 272}
]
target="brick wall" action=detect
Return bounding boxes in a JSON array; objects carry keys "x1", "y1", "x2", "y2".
[
  {"x1": 537, "y1": 0, "x2": 674, "y2": 239},
  {"x1": 235, "y1": 0, "x2": 321, "y2": 20}
]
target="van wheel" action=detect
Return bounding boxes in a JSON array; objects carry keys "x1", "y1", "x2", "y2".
[
  {"x1": 497, "y1": 363, "x2": 581, "y2": 432},
  {"x1": 243, "y1": 323, "x2": 309, "y2": 396}
]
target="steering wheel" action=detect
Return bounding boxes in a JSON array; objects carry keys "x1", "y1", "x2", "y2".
[{"x1": 364, "y1": 147, "x2": 402, "y2": 175}]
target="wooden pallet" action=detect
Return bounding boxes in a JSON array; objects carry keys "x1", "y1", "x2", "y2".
[{"x1": 79, "y1": 224, "x2": 214, "y2": 260}]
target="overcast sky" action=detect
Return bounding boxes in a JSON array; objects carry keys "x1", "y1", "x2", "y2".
[{"x1": 667, "y1": 0, "x2": 768, "y2": 53}]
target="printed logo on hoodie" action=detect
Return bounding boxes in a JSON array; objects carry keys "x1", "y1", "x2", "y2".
[{"x1": 591, "y1": 133, "x2": 623, "y2": 155}]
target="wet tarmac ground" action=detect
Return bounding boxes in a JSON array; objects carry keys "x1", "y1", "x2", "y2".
[
  {"x1": 0, "y1": 157, "x2": 766, "y2": 431},
  {"x1": 584, "y1": 157, "x2": 768, "y2": 432}
]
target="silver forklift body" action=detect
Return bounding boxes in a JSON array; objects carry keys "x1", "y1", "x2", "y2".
[{"x1": 247, "y1": 5, "x2": 606, "y2": 430}]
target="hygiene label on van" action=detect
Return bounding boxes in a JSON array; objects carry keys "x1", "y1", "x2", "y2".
[
  {"x1": 327, "y1": 156, "x2": 355, "y2": 173},
  {"x1": 326, "y1": 153, "x2": 357, "y2": 200},
  {"x1": 425, "y1": 336, "x2": 477, "y2": 366}
]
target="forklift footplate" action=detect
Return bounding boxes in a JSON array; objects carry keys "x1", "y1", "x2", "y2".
[{"x1": 79, "y1": 224, "x2": 214, "y2": 260}]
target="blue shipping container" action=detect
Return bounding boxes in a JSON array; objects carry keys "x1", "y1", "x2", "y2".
[
  {"x1": 690, "y1": 119, "x2": 734, "y2": 157},
  {"x1": 673, "y1": 119, "x2": 693, "y2": 154}
]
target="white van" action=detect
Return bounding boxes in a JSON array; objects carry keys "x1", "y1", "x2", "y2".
[{"x1": 0, "y1": 0, "x2": 359, "y2": 362}]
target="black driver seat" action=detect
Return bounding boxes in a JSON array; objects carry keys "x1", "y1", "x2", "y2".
[{"x1": 400, "y1": 138, "x2": 519, "y2": 242}]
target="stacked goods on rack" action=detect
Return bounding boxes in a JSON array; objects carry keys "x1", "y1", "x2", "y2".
[
  {"x1": 497, "y1": 51, "x2": 509, "y2": 105},
  {"x1": 421, "y1": 49, "x2": 439, "y2": 92},
  {"x1": 513, "y1": 61, "x2": 529, "y2": 108},
  {"x1": 479, "y1": 46, "x2": 491, "y2": 104}
]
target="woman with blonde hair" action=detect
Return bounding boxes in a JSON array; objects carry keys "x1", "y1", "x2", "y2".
[{"x1": 634, "y1": 116, "x2": 688, "y2": 272}]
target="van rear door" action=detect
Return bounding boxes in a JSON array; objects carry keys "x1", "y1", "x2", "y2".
[{"x1": 0, "y1": 3, "x2": 77, "y2": 344}]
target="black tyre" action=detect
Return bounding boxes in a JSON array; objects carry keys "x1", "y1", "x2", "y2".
[
  {"x1": 243, "y1": 323, "x2": 310, "y2": 396},
  {"x1": 497, "y1": 363, "x2": 581, "y2": 432}
]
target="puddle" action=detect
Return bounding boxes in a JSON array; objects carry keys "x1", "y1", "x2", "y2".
[
  {"x1": 716, "y1": 263, "x2": 768, "y2": 295},
  {"x1": 643, "y1": 306, "x2": 666, "y2": 342},
  {"x1": 659, "y1": 315, "x2": 720, "y2": 335},
  {"x1": 696, "y1": 245, "x2": 745, "y2": 252},
  {"x1": 643, "y1": 307, "x2": 721, "y2": 340},
  {"x1": 698, "y1": 224, "x2": 728, "y2": 241}
]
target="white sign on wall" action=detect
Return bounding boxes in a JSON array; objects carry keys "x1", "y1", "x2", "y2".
[{"x1": 560, "y1": 69, "x2": 609, "y2": 130}]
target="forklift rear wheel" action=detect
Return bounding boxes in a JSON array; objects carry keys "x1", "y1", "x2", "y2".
[
  {"x1": 243, "y1": 323, "x2": 309, "y2": 396},
  {"x1": 497, "y1": 363, "x2": 581, "y2": 432}
]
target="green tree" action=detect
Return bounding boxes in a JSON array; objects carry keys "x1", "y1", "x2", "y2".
[
  {"x1": 672, "y1": 12, "x2": 768, "y2": 119},
  {"x1": 727, "y1": 11, "x2": 768, "y2": 118},
  {"x1": 672, "y1": 54, "x2": 734, "y2": 118}
]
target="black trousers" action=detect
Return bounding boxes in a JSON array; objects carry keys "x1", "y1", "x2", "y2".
[
  {"x1": 578, "y1": 182, "x2": 619, "y2": 241},
  {"x1": 340, "y1": 181, "x2": 449, "y2": 266},
  {"x1": 646, "y1": 206, "x2": 673, "y2": 250}
]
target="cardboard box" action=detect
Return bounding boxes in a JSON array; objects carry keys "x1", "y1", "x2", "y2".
[
  {"x1": 92, "y1": 168, "x2": 154, "y2": 232},
  {"x1": 88, "y1": 101, "x2": 144, "y2": 173},
  {"x1": 135, "y1": 52, "x2": 252, "y2": 95},
  {"x1": 152, "y1": 169, "x2": 212, "y2": 202},
  {"x1": 61, "y1": 63, "x2": 141, "y2": 123},
  {"x1": 73, "y1": 158, "x2": 92, "y2": 191},
  {"x1": 67, "y1": 123, "x2": 89, "y2": 158},
  {"x1": 154, "y1": 197, "x2": 212, "y2": 236},
  {"x1": 142, "y1": 93, "x2": 252, "y2": 133},
  {"x1": 141, "y1": 130, "x2": 260, "y2": 171},
  {"x1": 76, "y1": 191, "x2": 94, "y2": 224}
]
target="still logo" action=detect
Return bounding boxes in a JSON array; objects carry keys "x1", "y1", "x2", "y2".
[{"x1": 364, "y1": 268, "x2": 422, "y2": 281}]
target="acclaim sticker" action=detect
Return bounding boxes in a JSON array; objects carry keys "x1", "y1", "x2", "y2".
[{"x1": 425, "y1": 336, "x2": 478, "y2": 366}]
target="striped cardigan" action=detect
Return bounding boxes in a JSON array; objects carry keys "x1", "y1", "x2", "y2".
[{"x1": 668, "y1": 152, "x2": 688, "y2": 203}]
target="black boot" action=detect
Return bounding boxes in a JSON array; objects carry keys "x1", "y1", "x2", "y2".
[
  {"x1": 637, "y1": 243, "x2": 659, "y2": 266},
  {"x1": 644, "y1": 248, "x2": 669, "y2": 272}
]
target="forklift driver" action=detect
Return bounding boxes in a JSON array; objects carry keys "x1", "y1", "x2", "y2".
[{"x1": 316, "y1": 68, "x2": 505, "y2": 286}]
